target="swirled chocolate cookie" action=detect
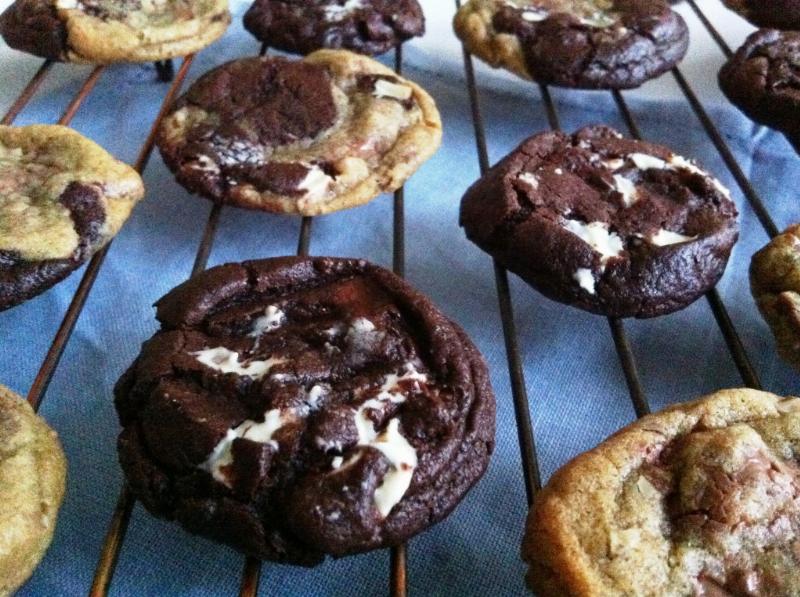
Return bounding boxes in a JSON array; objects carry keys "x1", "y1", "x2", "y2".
[
  {"x1": 115, "y1": 257, "x2": 495, "y2": 563},
  {"x1": 524, "y1": 388, "x2": 800, "y2": 596},
  {"x1": 156, "y1": 50, "x2": 441, "y2": 216},
  {"x1": 0, "y1": 384, "x2": 67, "y2": 596},
  {"x1": 719, "y1": 29, "x2": 800, "y2": 154},
  {"x1": 0, "y1": 125, "x2": 144, "y2": 311},
  {"x1": 453, "y1": 0, "x2": 689, "y2": 89},
  {"x1": 722, "y1": 0, "x2": 800, "y2": 30},
  {"x1": 460, "y1": 125, "x2": 738, "y2": 318},
  {"x1": 243, "y1": 0, "x2": 425, "y2": 56},
  {"x1": 0, "y1": 0, "x2": 229, "y2": 63},
  {"x1": 750, "y1": 224, "x2": 800, "y2": 372}
]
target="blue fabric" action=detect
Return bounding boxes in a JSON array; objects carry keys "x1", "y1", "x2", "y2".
[{"x1": 1, "y1": 9, "x2": 799, "y2": 597}]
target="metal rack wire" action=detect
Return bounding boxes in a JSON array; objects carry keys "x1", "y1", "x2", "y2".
[{"x1": 0, "y1": 0, "x2": 791, "y2": 594}]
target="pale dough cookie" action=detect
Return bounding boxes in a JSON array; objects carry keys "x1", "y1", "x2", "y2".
[
  {"x1": 751, "y1": 224, "x2": 800, "y2": 372},
  {"x1": 156, "y1": 49, "x2": 442, "y2": 216},
  {"x1": 0, "y1": 125, "x2": 144, "y2": 310},
  {"x1": 0, "y1": 384, "x2": 67, "y2": 597},
  {"x1": 0, "y1": 0, "x2": 230, "y2": 63},
  {"x1": 454, "y1": 0, "x2": 689, "y2": 89},
  {"x1": 523, "y1": 388, "x2": 800, "y2": 596}
]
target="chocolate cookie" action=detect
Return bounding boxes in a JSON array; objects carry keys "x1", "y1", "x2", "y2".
[
  {"x1": 156, "y1": 50, "x2": 442, "y2": 216},
  {"x1": 722, "y1": 0, "x2": 800, "y2": 30},
  {"x1": 0, "y1": 0, "x2": 230, "y2": 63},
  {"x1": 0, "y1": 125, "x2": 144, "y2": 311},
  {"x1": 243, "y1": 0, "x2": 425, "y2": 56},
  {"x1": 114, "y1": 257, "x2": 495, "y2": 563},
  {"x1": 453, "y1": 0, "x2": 689, "y2": 89},
  {"x1": 460, "y1": 125, "x2": 739, "y2": 319},
  {"x1": 0, "y1": 384, "x2": 67, "y2": 596},
  {"x1": 750, "y1": 224, "x2": 800, "y2": 372},
  {"x1": 719, "y1": 29, "x2": 800, "y2": 154},
  {"x1": 523, "y1": 388, "x2": 800, "y2": 596}
]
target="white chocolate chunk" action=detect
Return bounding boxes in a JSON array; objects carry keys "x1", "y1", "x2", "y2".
[
  {"x1": 573, "y1": 268, "x2": 596, "y2": 295},
  {"x1": 554, "y1": 168, "x2": 564, "y2": 175},
  {"x1": 602, "y1": 157, "x2": 626, "y2": 171},
  {"x1": 649, "y1": 228, "x2": 696, "y2": 247},
  {"x1": 332, "y1": 456, "x2": 344, "y2": 469},
  {"x1": 192, "y1": 347, "x2": 284, "y2": 379},
  {"x1": 297, "y1": 165, "x2": 333, "y2": 200},
  {"x1": 669, "y1": 154, "x2": 732, "y2": 198},
  {"x1": 373, "y1": 79, "x2": 413, "y2": 101},
  {"x1": 629, "y1": 153, "x2": 668, "y2": 171},
  {"x1": 202, "y1": 409, "x2": 286, "y2": 486},
  {"x1": 518, "y1": 172, "x2": 539, "y2": 189},
  {"x1": 520, "y1": 8, "x2": 548, "y2": 21},
  {"x1": 323, "y1": 0, "x2": 364, "y2": 20},
  {"x1": 371, "y1": 419, "x2": 417, "y2": 517},
  {"x1": 249, "y1": 305, "x2": 286, "y2": 337},
  {"x1": 562, "y1": 219, "x2": 624, "y2": 263},
  {"x1": 612, "y1": 174, "x2": 638, "y2": 207},
  {"x1": 55, "y1": 0, "x2": 78, "y2": 8}
]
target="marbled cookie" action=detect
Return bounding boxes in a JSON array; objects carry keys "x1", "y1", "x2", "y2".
[
  {"x1": 453, "y1": 0, "x2": 689, "y2": 89},
  {"x1": 722, "y1": 0, "x2": 800, "y2": 30},
  {"x1": 0, "y1": 125, "x2": 144, "y2": 311},
  {"x1": 115, "y1": 257, "x2": 495, "y2": 563},
  {"x1": 524, "y1": 388, "x2": 800, "y2": 596},
  {"x1": 0, "y1": 384, "x2": 67, "y2": 597},
  {"x1": 0, "y1": 0, "x2": 229, "y2": 63},
  {"x1": 156, "y1": 50, "x2": 442, "y2": 216},
  {"x1": 719, "y1": 29, "x2": 800, "y2": 154},
  {"x1": 750, "y1": 224, "x2": 800, "y2": 372},
  {"x1": 244, "y1": 0, "x2": 425, "y2": 56},
  {"x1": 460, "y1": 125, "x2": 739, "y2": 318}
]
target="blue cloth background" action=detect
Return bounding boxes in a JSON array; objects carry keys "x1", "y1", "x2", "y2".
[{"x1": 1, "y1": 6, "x2": 799, "y2": 597}]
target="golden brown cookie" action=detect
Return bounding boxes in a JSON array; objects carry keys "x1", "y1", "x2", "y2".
[
  {"x1": 0, "y1": 124, "x2": 145, "y2": 310},
  {"x1": 750, "y1": 224, "x2": 800, "y2": 371},
  {"x1": 523, "y1": 388, "x2": 800, "y2": 596},
  {"x1": 454, "y1": 0, "x2": 689, "y2": 89},
  {"x1": 0, "y1": 0, "x2": 230, "y2": 63},
  {"x1": 156, "y1": 49, "x2": 442, "y2": 216},
  {"x1": 0, "y1": 384, "x2": 67, "y2": 596}
]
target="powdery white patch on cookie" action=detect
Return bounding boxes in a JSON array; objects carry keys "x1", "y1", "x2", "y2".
[
  {"x1": 249, "y1": 305, "x2": 286, "y2": 337},
  {"x1": 612, "y1": 174, "x2": 638, "y2": 207},
  {"x1": 215, "y1": 140, "x2": 265, "y2": 168},
  {"x1": 297, "y1": 165, "x2": 333, "y2": 202},
  {"x1": 649, "y1": 228, "x2": 697, "y2": 247},
  {"x1": 201, "y1": 409, "x2": 286, "y2": 486},
  {"x1": 192, "y1": 347, "x2": 284, "y2": 379},
  {"x1": 573, "y1": 268, "x2": 596, "y2": 295},
  {"x1": 373, "y1": 80, "x2": 413, "y2": 102},
  {"x1": 518, "y1": 172, "x2": 539, "y2": 189},
  {"x1": 323, "y1": 0, "x2": 364, "y2": 21},
  {"x1": 562, "y1": 219, "x2": 624, "y2": 264}
]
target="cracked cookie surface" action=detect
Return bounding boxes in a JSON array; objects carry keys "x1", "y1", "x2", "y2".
[
  {"x1": 750, "y1": 224, "x2": 800, "y2": 372},
  {"x1": 243, "y1": 0, "x2": 425, "y2": 57},
  {"x1": 460, "y1": 125, "x2": 738, "y2": 318},
  {"x1": 719, "y1": 29, "x2": 800, "y2": 154},
  {"x1": 523, "y1": 388, "x2": 800, "y2": 596},
  {"x1": 453, "y1": 0, "x2": 689, "y2": 89},
  {"x1": 0, "y1": 384, "x2": 67, "y2": 597},
  {"x1": 0, "y1": 125, "x2": 144, "y2": 311},
  {"x1": 115, "y1": 256, "x2": 495, "y2": 564},
  {"x1": 0, "y1": 0, "x2": 229, "y2": 63},
  {"x1": 156, "y1": 50, "x2": 441, "y2": 216}
]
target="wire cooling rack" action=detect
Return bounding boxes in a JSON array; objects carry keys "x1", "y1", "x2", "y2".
[{"x1": 0, "y1": 0, "x2": 792, "y2": 594}]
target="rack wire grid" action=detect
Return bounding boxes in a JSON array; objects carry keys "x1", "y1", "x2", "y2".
[{"x1": 0, "y1": 0, "x2": 793, "y2": 594}]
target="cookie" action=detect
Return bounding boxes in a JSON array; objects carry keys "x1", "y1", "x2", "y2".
[
  {"x1": 243, "y1": 0, "x2": 425, "y2": 57},
  {"x1": 0, "y1": 384, "x2": 67, "y2": 596},
  {"x1": 523, "y1": 388, "x2": 800, "y2": 596},
  {"x1": 0, "y1": 125, "x2": 144, "y2": 311},
  {"x1": 156, "y1": 50, "x2": 442, "y2": 216},
  {"x1": 460, "y1": 125, "x2": 739, "y2": 319},
  {"x1": 0, "y1": 0, "x2": 230, "y2": 63},
  {"x1": 114, "y1": 257, "x2": 495, "y2": 564},
  {"x1": 719, "y1": 29, "x2": 800, "y2": 154},
  {"x1": 722, "y1": 0, "x2": 800, "y2": 30},
  {"x1": 750, "y1": 224, "x2": 800, "y2": 372},
  {"x1": 453, "y1": 0, "x2": 689, "y2": 89}
]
